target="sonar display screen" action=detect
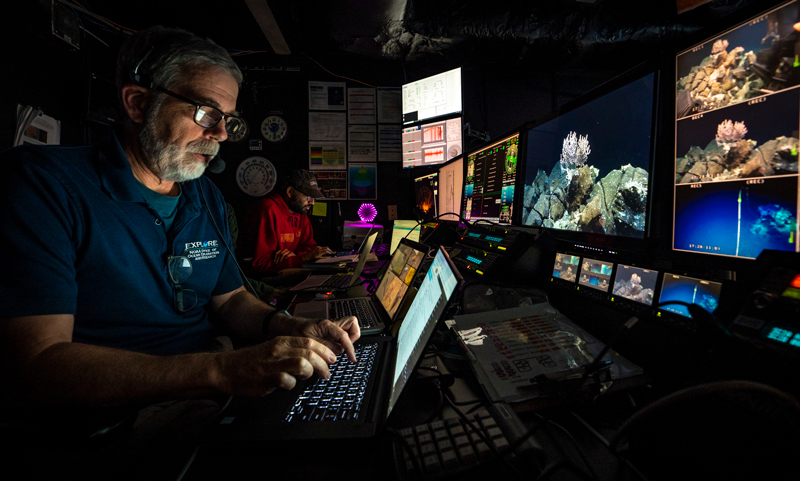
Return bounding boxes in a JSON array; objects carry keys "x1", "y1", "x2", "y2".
[
  {"x1": 521, "y1": 72, "x2": 655, "y2": 238},
  {"x1": 579, "y1": 258, "x2": 614, "y2": 292},
  {"x1": 612, "y1": 264, "x2": 658, "y2": 305},
  {"x1": 658, "y1": 274, "x2": 722, "y2": 318},
  {"x1": 673, "y1": 0, "x2": 800, "y2": 259},
  {"x1": 552, "y1": 252, "x2": 580, "y2": 282}
]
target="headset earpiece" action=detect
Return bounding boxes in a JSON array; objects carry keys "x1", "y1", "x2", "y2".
[{"x1": 129, "y1": 46, "x2": 156, "y2": 89}]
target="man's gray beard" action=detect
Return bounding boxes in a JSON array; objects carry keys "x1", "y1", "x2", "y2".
[{"x1": 138, "y1": 94, "x2": 218, "y2": 183}]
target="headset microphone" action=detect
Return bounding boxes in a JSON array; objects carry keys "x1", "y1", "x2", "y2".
[{"x1": 207, "y1": 153, "x2": 226, "y2": 174}]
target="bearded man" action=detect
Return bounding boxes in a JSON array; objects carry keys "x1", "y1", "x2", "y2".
[{"x1": 0, "y1": 25, "x2": 359, "y2": 458}]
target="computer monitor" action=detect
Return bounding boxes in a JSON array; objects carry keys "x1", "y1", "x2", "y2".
[
  {"x1": 519, "y1": 69, "x2": 657, "y2": 241},
  {"x1": 402, "y1": 67, "x2": 462, "y2": 125},
  {"x1": 673, "y1": 0, "x2": 800, "y2": 260},
  {"x1": 414, "y1": 172, "x2": 439, "y2": 221},
  {"x1": 437, "y1": 156, "x2": 464, "y2": 222},
  {"x1": 402, "y1": 116, "x2": 462, "y2": 169},
  {"x1": 658, "y1": 273, "x2": 723, "y2": 318},
  {"x1": 552, "y1": 252, "x2": 580, "y2": 282},
  {"x1": 578, "y1": 258, "x2": 614, "y2": 292},
  {"x1": 612, "y1": 264, "x2": 659, "y2": 306},
  {"x1": 462, "y1": 131, "x2": 521, "y2": 224}
]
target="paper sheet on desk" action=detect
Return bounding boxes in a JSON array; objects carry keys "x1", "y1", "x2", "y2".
[{"x1": 453, "y1": 303, "x2": 643, "y2": 403}]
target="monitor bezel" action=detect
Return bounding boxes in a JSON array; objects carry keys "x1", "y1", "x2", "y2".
[
  {"x1": 513, "y1": 62, "x2": 662, "y2": 254},
  {"x1": 459, "y1": 126, "x2": 527, "y2": 226},
  {"x1": 401, "y1": 113, "x2": 464, "y2": 169},
  {"x1": 671, "y1": 0, "x2": 800, "y2": 264},
  {"x1": 401, "y1": 67, "x2": 463, "y2": 126}
]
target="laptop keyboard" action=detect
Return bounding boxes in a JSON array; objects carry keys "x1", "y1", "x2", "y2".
[
  {"x1": 329, "y1": 299, "x2": 378, "y2": 329},
  {"x1": 320, "y1": 274, "x2": 353, "y2": 289},
  {"x1": 334, "y1": 243, "x2": 389, "y2": 258},
  {"x1": 284, "y1": 343, "x2": 379, "y2": 422}
]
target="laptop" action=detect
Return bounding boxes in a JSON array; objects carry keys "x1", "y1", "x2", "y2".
[
  {"x1": 290, "y1": 233, "x2": 377, "y2": 292},
  {"x1": 209, "y1": 246, "x2": 463, "y2": 442},
  {"x1": 389, "y1": 219, "x2": 422, "y2": 255},
  {"x1": 292, "y1": 238, "x2": 430, "y2": 335}
]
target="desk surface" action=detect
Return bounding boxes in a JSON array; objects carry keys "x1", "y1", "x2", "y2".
[{"x1": 183, "y1": 279, "x2": 800, "y2": 481}]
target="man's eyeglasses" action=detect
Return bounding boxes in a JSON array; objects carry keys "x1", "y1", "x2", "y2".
[
  {"x1": 153, "y1": 85, "x2": 245, "y2": 136},
  {"x1": 167, "y1": 252, "x2": 198, "y2": 313}
]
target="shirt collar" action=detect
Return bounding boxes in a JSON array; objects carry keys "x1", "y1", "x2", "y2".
[
  {"x1": 98, "y1": 131, "x2": 144, "y2": 203},
  {"x1": 97, "y1": 131, "x2": 202, "y2": 213}
]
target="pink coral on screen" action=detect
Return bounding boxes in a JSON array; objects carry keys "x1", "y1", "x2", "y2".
[{"x1": 716, "y1": 119, "x2": 748, "y2": 144}]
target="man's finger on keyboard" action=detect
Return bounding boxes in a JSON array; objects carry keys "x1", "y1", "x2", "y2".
[{"x1": 336, "y1": 316, "x2": 360, "y2": 361}]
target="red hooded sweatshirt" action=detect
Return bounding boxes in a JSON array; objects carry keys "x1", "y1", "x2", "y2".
[{"x1": 238, "y1": 192, "x2": 317, "y2": 272}]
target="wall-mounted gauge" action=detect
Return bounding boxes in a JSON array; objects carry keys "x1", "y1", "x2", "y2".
[
  {"x1": 227, "y1": 117, "x2": 249, "y2": 143},
  {"x1": 261, "y1": 115, "x2": 288, "y2": 142},
  {"x1": 235, "y1": 156, "x2": 276, "y2": 197}
]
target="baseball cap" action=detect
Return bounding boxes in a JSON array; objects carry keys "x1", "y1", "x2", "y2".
[{"x1": 286, "y1": 169, "x2": 324, "y2": 199}]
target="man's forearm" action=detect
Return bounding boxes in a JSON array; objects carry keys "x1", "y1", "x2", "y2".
[
  {"x1": 10, "y1": 341, "x2": 223, "y2": 407},
  {"x1": 212, "y1": 289, "x2": 274, "y2": 340}
]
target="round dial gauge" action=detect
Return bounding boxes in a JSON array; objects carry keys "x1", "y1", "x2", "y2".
[
  {"x1": 448, "y1": 144, "x2": 462, "y2": 159},
  {"x1": 227, "y1": 117, "x2": 248, "y2": 143},
  {"x1": 236, "y1": 156, "x2": 276, "y2": 196},
  {"x1": 261, "y1": 115, "x2": 288, "y2": 142}
]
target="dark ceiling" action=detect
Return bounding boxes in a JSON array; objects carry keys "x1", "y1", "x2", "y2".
[{"x1": 81, "y1": 0, "x2": 777, "y2": 75}]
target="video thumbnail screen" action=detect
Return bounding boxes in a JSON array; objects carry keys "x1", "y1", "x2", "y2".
[
  {"x1": 578, "y1": 258, "x2": 614, "y2": 292},
  {"x1": 658, "y1": 274, "x2": 723, "y2": 318},
  {"x1": 521, "y1": 72, "x2": 655, "y2": 238},
  {"x1": 375, "y1": 242, "x2": 427, "y2": 319},
  {"x1": 612, "y1": 264, "x2": 659, "y2": 305},
  {"x1": 673, "y1": 0, "x2": 799, "y2": 259},
  {"x1": 552, "y1": 252, "x2": 580, "y2": 282},
  {"x1": 414, "y1": 172, "x2": 439, "y2": 221}
]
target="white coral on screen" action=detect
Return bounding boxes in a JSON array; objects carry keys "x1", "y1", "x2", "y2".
[
  {"x1": 711, "y1": 39, "x2": 729, "y2": 54},
  {"x1": 559, "y1": 131, "x2": 591, "y2": 172},
  {"x1": 631, "y1": 273, "x2": 641, "y2": 285},
  {"x1": 716, "y1": 119, "x2": 748, "y2": 145}
]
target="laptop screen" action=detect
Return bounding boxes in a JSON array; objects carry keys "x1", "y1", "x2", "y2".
[
  {"x1": 374, "y1": 240, "x2": 427, "y2": 319},
  {"x1": 387, "y1": 247, "x2": 460, "y2": 416},
  {"x1": 390, "y1": 220, "x2": 421, "y2": 254}
]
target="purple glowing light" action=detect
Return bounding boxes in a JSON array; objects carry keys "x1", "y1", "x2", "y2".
[{"x1": 358, "y1": 203, "x2": 378, "y2": 222}]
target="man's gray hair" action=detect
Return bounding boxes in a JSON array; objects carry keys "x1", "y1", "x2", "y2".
[{"x1": 116, "y1": 26, "x2": 242, "y2": 114}]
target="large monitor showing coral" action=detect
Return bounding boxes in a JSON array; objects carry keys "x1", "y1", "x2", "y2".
[
  {"x1": 461, "y1": 132, "x2": 520, "y2": 224},
  {"x1": 520, "y1": 71, "x2": 656, "y2": 239},
  {"x1": 674, "y1": 0, "x2": 799, "y2": 259}
]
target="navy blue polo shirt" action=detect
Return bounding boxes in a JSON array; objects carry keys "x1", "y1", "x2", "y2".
[{"x1": 0, "y1": 134, "x2": 242, "y2": 355}]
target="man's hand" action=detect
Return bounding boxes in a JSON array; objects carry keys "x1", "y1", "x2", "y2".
[
  {"x1": 301, "y1": 246, "x2": 333, "y2": 262},
  {"x1": 270, "y1": 314, "x2": 361, "y2": 362},
  {"x1": 274, "y1": 249, "x2": 296, "y2": 264},
  {"x1": 214, "y1": 336, "x2": 337, "y2": 397}
]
